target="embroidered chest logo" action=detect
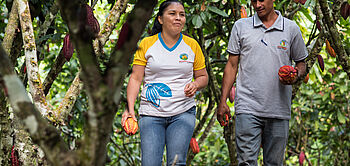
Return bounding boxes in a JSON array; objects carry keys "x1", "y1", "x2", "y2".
[
  {"x1": 180, "y1": 53, "x2": 188, "y2": 60},
  {"x1": 277, "y1": 40, "x2": 287, "y2": 50},
  {"x1": 179, "y1": 53, "x2": 190, "y2": 63}
]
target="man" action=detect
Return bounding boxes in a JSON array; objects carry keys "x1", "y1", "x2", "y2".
[{"x1": 217, "y1": 0, "x2": 307, "y2": 165}]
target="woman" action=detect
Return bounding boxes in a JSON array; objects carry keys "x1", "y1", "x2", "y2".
[{"x1": 121, "y1": 0, "x2": 208, "y2": 165}]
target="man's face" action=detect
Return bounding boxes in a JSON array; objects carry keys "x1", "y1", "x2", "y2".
[{"x1": 251, "y1": 0, "x2": 275, "y2": 19}]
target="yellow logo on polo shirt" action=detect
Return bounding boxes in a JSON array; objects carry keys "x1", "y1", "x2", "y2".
[{"x1": 277, "y1": 40, "x2": 287, "y2": 50}]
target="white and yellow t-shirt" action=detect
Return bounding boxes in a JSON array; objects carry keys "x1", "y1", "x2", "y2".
[{"x1": 133, "y1": 33, "x2": 205, "y2": 117}]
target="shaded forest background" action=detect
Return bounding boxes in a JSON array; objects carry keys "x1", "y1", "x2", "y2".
[{"x1": 0, "y1": 0, "x2": 349, "y2": 165}]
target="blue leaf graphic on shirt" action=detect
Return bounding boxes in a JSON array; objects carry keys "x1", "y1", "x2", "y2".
[{"x1": 145, "y1": 83, "x2": 172, "y2": 108}]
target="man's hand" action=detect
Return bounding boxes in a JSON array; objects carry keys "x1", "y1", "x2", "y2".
[
  {"x1": 217, "y1": 102, "x2": 231, "y2": 126},
  {"x1": 279, "y1": 66, "x2": 300, "y2": 85}
]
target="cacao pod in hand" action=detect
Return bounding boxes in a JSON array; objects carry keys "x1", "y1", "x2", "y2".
[
  {"x1": 229, "y1": 86, "x2": 235, "y2": 103},
  {"x1": 190, "y1": 138, "x2": 200, "y2": 154},
  {"x1": 299, "y1": 151, "x2": 305, "y2": 165},
  {"x1": 63, "y1": 34, "x2": 74, "y2": 61},
  {"x1": 123, "y1": 117, "x2": 138, "y2": 135},
  {"x1": 325, "y1": 40, "x2": 336, "y2": 58},
  {"x1": 303, "y1": 73, "x2": 309, "y2": 84},
  {"x1": 278, "y1": 65, "x2": 298, "y2": 82},
  {"x1": 240, "y1": 6, "x2": 247, "y2": 18},
  {"x1": 317, "y1": 55, "x2": 324, "y2": 72},
  {"x1": 220, "y1": 114, "x2": 229, "y2": 127}
]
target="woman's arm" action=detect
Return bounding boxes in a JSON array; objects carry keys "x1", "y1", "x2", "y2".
[
  {"x1": 184, "y1": 68, "x2": 208, "y2": 97},
  {"x1": 122, "y1": 65, "x2": 145, "y2": 125}
]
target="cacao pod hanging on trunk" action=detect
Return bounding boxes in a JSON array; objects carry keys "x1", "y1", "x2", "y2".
[
  {"x1": 190, "y1": 138, "x2": 200, "y2": 154},
  {"x1": 299, "y1": 151, "x2": 305, "y2": 165},
  {"x1": 340, "y1": 2, "x2": 350, "y2": 20},
  {"x1": 63, "y1": 34, "x2": 74, "y2": 61},
  {"x1": 317, "y1": 55, "x2": 324, "y2": 72},
  {"x1": 316, "y1": 20, "x2": 322, "y2": 31},
  {"x1": 123, "y1": 117, "x2": 138, "y2": 135},
  {"x1": 299, "y1": 0, "x2": 307, "y2": 5},
  {"x1": 325, "y1": 40, "x2": 336, "y2": 58},
  {"x1": 82, "y1": 4, "x2": 100, "y2": 38},
  {"x1": 278, "y1": 65, "x2": 298, "y2": 82}
]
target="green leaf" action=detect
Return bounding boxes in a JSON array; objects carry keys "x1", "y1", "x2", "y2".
[
  {"x1": 337, "y1": 111, "x2": 346, "y2": 124},
  {"x1": 192, "y1": 15, "x2": 203, "y2": 28},
  {"x1": 207, "y1": 6, "x2": 229, "y2": 17}
]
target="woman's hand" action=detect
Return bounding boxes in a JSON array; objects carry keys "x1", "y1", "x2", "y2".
[
  {"x1": 121, "y1": 109, "x2": 137, "y2": 128},
  {"x1": 184, "y1": 82, "x2": 199, "y2": 97}
]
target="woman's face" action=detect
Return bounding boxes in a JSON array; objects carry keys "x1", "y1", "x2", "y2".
[{"x1": 158, "y1": 3, "x2": 186, "y2": 36}]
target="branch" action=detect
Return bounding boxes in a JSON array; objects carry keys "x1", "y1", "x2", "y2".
[
  {"x1": 93, "y1": 0, "x2": 129, "y2": 57},
  {"x1": 57, "y1": 0, "x2": 103, "y2": 95},
  {"x1": 2, "y1": 0, "x2": 19, "y2": 56},
  {"x1": 52, "y1": 72, "x2": 82, "y2": 124},
  {"x1": 43, "y1": 49, "x2": 66, "y2": 95},
  {"x1": 106, "y1": 0, "x2": 157, "y2": 105},
  {"x1": 285, "y1": 2, "x2": 302, "y2": 20},
  {"x1": 319, "y1": 0, "x2": 350, "y2": 78},
  {"x1": 0, "y1": 44, "x2": 78, "y2": 166},
  {"x1": 292, "y1": 33, "x2": 324, "y2": 98},
  {"x1": 59, "y1": 0, "x2": 157, "y2": 165},
  {"x1": 17, "y1": 0, "x2": 52, "y2": 116},
  {"x1": 37, "y1": 2, "x2": 59, "y2": 47}
]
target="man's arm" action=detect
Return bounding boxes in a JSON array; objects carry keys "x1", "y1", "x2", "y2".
[
  {"x1": 217, "y1": 53, "x2": 239, "y2": 126},
  {"x1": 295, "y1": 60, "x2": 306, "y2": 80}
]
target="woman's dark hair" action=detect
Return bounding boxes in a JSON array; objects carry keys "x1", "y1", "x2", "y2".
[{"x1": 150, "y1": 0, "x2": 184, "y2": 36}]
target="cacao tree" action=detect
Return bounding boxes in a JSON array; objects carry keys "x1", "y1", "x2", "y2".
[{"x1": 0, "y1": 0, "x2": 349, "y2": 165}]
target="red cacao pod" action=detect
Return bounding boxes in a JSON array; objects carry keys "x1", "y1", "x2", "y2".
[
  {"x1": 299, "y1": 0, "x2": 306, "y2": 5},
  {"x1": 123, "y1": 117, "x2": 138, "y2": 135},
  {"x1": 116, "y1": 22, "x2": 131, "y2": 50},
  {"x1": 299, "y1": 151, "x2": 305, "y2": 165},
  {"x1": 278, "y1": 65, "x2": 298, "y2": 82},
  {"x1": 316, "y1": 20, "x2": 321, "y2": 31},
  {"x1": 83, "y1": 4, "x2": 100, "y2": 37},
  {"x1": 63, "y1": 34, "x2": 74, "y2": 61},
  {"x1": 317, "y1": 55, "x2": 324, "y2": 72},
  {"x1": 190, "y1": 138, "x2": 200, "y2": 154},
  {"x1": 325, "y1": 40, "x2": 336, "y2": 58},
  {"x1": 240, "y1": 6, "x2": 247, "y2": 18},
  {"x1": 11, "y1": 145, "x2": 19, "y2": 166},
  {"x1": 303, "y1": 73, "x2": 309, "y2": 84},
  {"x1": 220, "y1": 114, "x2": 229, "y2": 127},
  {"x1": 229, "y1": 86, "x2": 235, "y2": 103}
]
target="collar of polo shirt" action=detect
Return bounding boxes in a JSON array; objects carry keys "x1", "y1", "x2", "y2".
[{"x1": 253, "y1": 10, "x2": 284, "y2": 31}]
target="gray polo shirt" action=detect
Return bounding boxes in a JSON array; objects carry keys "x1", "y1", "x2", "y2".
[{"x1": 227, "y1": 10, "x2": 308, "y2": 119}]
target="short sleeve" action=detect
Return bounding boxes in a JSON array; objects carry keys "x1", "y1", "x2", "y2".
[
  {"x1": 133, "y1": 39, "x2": 147, "y2": 66},
  {"x1": 193, "y1": 41, "x2": 206, "y2": 71},
  {"x1": 227, "y1": 23, "x2": 241, "y2": 55},
  {"x1": 290, "y1": 27, "x2": 308, "y2": 62}
]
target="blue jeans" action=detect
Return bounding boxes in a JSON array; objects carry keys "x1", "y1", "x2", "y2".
[
  {"x1": 139, "y1": 106, "x2": 196, "y2": 166},
  {"x1": 235, "y1": 113, "x2": 289, "y2": 166}
]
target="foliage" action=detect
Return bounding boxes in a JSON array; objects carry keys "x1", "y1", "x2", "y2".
[{"x1": 0, "y1": 0, "x2": 349, "y2": 165}]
